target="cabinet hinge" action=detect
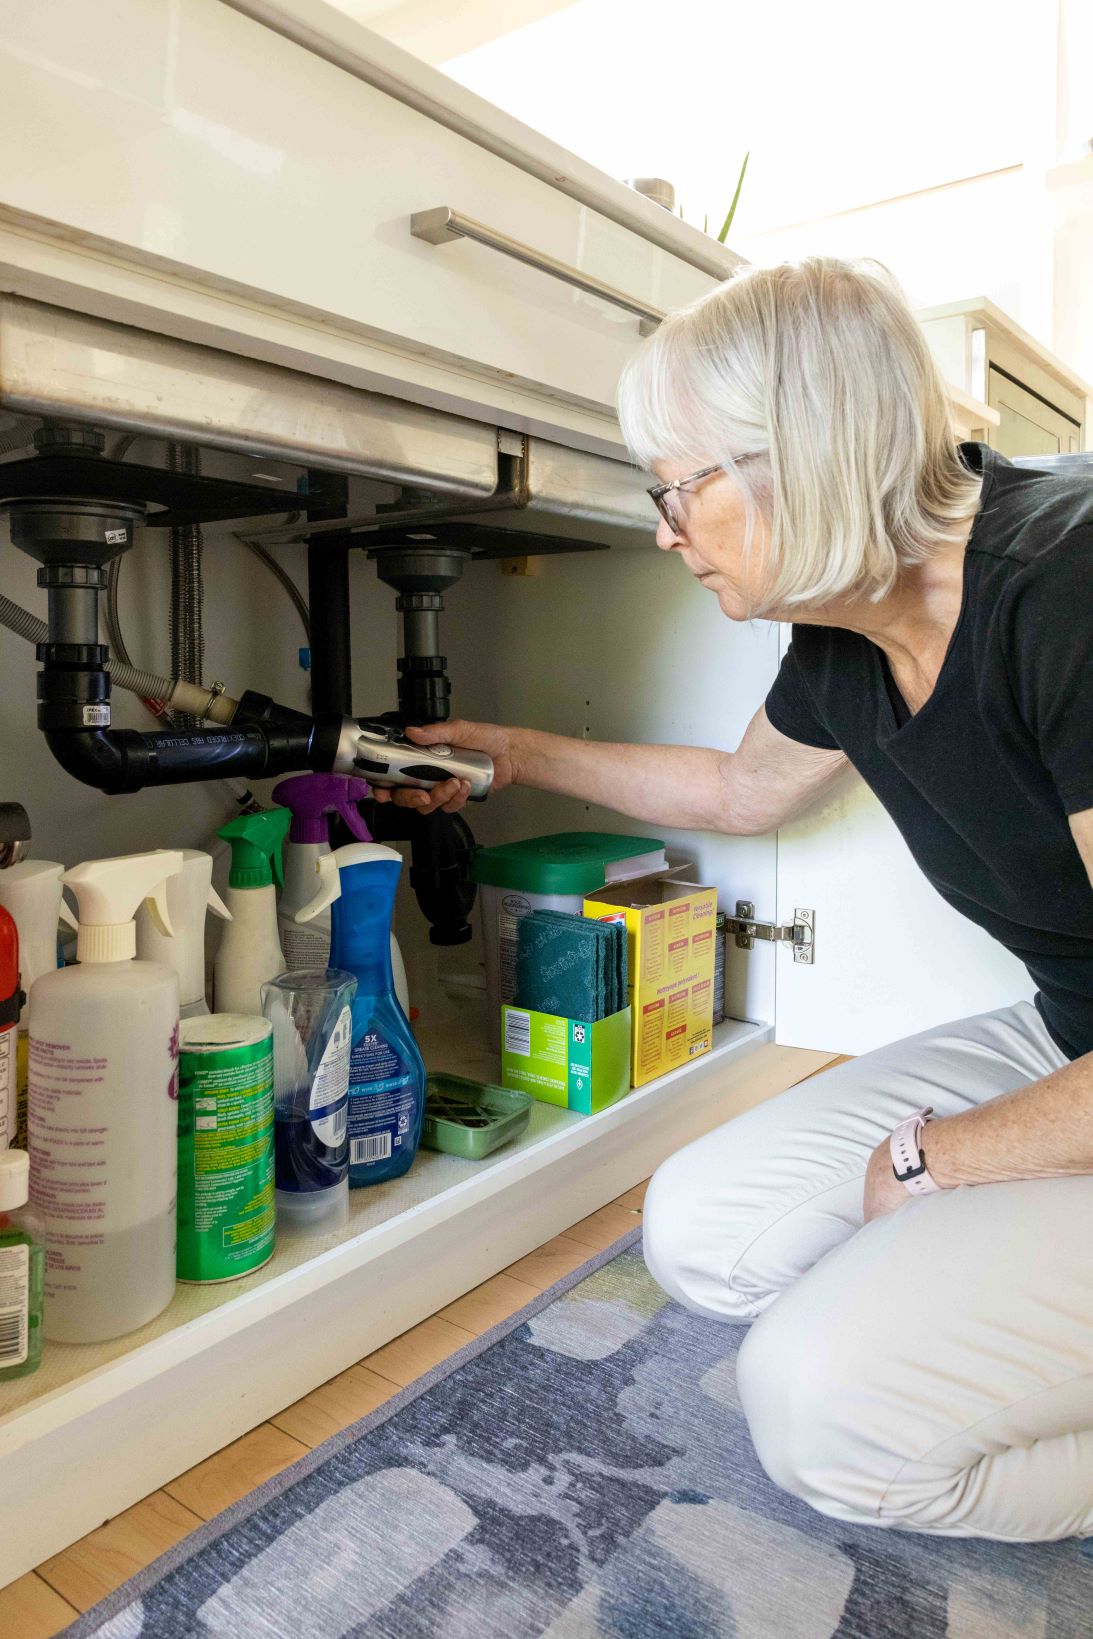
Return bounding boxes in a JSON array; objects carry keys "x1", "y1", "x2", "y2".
[{"x1": 726, "y1": 901, "x2": 815, "y2": 964}]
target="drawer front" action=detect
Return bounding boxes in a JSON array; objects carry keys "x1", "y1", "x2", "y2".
[{"x1": 0, "y1": 0, "x2": 715, "y2": 428}]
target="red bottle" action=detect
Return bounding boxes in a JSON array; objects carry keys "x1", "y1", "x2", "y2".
[{"x1": 0, "y1": 906, "x2": 24, "y2": 1148}]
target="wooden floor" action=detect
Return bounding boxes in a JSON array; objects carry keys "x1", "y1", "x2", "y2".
[{"x1": 2, "y1": 1048, "x2": 846, "y2": 1638}]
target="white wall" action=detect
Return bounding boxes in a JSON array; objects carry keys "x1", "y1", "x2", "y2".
[{"x1": 440, "y1": 0, "x2": 1093, "y2": 388}]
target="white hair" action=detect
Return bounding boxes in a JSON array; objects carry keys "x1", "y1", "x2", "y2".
[{"x1": 617, "y1": 257, "x2": 982, "y2": 615}]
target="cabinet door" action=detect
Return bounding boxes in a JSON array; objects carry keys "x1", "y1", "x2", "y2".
[
  {"x1": 989, "y1": 370, "x2": 1082, "y2": 458},
  {"x1": 774, "y1": 775, "x2": 1033, "y2": 1057}
]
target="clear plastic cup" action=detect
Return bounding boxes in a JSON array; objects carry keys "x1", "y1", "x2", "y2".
[{"x1": 261, "y1": 968, "x2": 356, "y2": 1235}]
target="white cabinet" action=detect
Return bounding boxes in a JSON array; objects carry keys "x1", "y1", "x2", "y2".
[{"x1": 917, "y1": 297, "x2": 1089, "y2": 457}]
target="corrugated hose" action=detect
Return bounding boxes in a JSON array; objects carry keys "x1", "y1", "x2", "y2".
[{"x1": 0, "y1": 591, "x2": 238, "y2": 722}]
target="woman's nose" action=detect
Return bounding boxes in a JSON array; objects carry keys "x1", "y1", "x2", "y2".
[{"x1": 655, "y1": 517, "x2": 683, "y2": 552}]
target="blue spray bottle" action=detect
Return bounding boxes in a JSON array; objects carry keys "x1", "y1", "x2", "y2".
[{"x1": 296, "y1": 842, "x2": 425, "y2": 1186}]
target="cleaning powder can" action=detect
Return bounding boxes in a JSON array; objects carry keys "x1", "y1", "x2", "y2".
[{"x1": 176, "y1": 1015, "x2": 275, "y2": 1283}]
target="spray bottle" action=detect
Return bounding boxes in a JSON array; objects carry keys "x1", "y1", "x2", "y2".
[
  {"x1": 0, "y1": 907, "x2": 24, "y2": 1150},
  {"x1": 0, "y1": 862, "x2": 76, "y2": 1149},
  {"x1": 273, "y1": 773, "x2": 410, "y2": 1015},
  {"x1": 297, "y1": 843, "x2": 426, "y2": 1186},
  {"x1": 214, "y1": 809, "x2": 292, "y2": 1016},
  {"x1": 136, "y1": 849, "x2": 231, "y2": 1018},
  {"x1": 28, "y1": 850, "x2": 184, "y2": 1343}
]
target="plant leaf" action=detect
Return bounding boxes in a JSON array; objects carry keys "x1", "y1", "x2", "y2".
[{"x1": 717, "y1": 150, "x2": 750, "y2": 244}]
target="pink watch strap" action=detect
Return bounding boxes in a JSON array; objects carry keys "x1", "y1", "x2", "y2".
[{"x1": 890, "y1": 1106, "x2": 941, "y2": 1196}]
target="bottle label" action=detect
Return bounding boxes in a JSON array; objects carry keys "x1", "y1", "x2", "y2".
[
  {"x1": 0, "y1": 1029, "x2": 12, "y2": 1148},
  {"x1": 282, "y1": 922, "x2": 329, "y2": 971},
  {"x1": 311, "y1": 1006, "x2": 352, "y2": 1148},
  {"x1": 0, "y1": 1243, "x2": 29, "y2": 1367},
  {"x1": 348, "y1": 1030, "x2": 416, "y2": 1169}
]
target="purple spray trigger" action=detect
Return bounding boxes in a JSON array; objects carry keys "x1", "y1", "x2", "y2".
[
  {"x1": 336, "y1": 778, "x2": 374, "y2": 843},
  {"x1": 272, "y1": 773, "x2": 373, "y2": 845}
]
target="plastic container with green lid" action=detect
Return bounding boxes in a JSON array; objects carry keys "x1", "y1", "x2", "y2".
[{"x1": 474, "y1": 832, "x2": 666, "y2": 1046}]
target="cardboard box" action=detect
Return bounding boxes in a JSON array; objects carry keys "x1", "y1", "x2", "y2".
[
  {"x1": 583, "y1": 878, "x2": 718, "y2": 1086},
  {"x1": 501, "y1": 1005, "x2": 632, "y2": 1114}
]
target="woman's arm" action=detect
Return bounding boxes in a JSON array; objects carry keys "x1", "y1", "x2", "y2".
[
  {"x1": 865, "y1": 1051, "x2": 1093, "y2": 1220},
  {"x1": 376, "y1": 706, "x2": 849, "y2": 836}
]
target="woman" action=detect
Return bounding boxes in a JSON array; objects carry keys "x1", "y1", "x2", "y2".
[{"x1": 379, "y1": 259, "x2": 1093, "y2": 1542}]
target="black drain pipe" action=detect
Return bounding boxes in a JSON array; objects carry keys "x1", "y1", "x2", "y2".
[
  {"x1": 38, "y1": 608, "x2": 336, "y2": 793},
  {"x1": 167, "y1": 443, "x2": 205, "y2": 729},
  {"x1": 306, "y1": 470, "x2": 353, "y2": 717},
  {"x1": 13, "y1": 497, "x2": 332, "y2": 794}
]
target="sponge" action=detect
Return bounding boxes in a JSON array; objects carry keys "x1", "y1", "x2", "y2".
[
  {"x1": 536, "y1": 911, "x2": 628, "y2": 1014},
  {"x1": 515, "y1": 911, "x2": 624, "y2": 1022},
  {"x1": 536, "y1": 910, "x2": 627, "y2": 1013}
]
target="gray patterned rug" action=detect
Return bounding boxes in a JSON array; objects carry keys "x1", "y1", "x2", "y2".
[{"x1": 64, "y1": 1229, "x2": 1093, "y2": 1638}]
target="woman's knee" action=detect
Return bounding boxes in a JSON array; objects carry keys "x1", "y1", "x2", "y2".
[
  {"x1": 735, "y1": 1245, "x2": 972, "y2": 1533},
  {"x1": 642, "y1": 1142, "x2": 782, "y2": 1321},
  {"x1": 736, "y1": 1287, "x2": 894, "y2": 1523},
  {"x1": 642, "y1": 1118, "x2": 866, "y2": 1322}
]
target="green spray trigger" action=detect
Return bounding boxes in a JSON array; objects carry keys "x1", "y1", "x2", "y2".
[{"x1": 217, "y1": 808, "x2": 292, "y2": 890}]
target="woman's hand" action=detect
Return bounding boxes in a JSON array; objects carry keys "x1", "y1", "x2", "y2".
[
  {"x1": 371, "y1": 719, "x2": 518, "y2": 815},
  {"x1": 863, "y1": 1138, "x2": 910, "y2": 1223}
]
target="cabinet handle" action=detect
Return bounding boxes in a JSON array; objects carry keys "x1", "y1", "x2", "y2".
[{"x1": 411, "y1": 206, "x2": 665, "y2": 331}]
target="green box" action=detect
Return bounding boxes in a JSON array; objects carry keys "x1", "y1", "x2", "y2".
[{"x1": 501, "y1": 1005, "x2": 632, "y2": 1115}]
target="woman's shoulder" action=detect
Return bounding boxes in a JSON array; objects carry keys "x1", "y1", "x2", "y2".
[{"x1": 967, "y1": 446, "x2": 1093, "y2": 574}]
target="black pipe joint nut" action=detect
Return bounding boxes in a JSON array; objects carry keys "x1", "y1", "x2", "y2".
[
  {"x1": 396, "y1": 654, "x2": 451, "y2": 723},
  {"x1": 37, "y1": 653, "x2": 112, "y2": 733}
]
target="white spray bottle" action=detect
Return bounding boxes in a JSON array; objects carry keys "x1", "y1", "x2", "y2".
[
  {"x1": 28, "y1": 850, "x2": 184, "y2": 1343},
  {"x1": 214, "y1": 809, "x2": 292, "y2": 1017},
  {"x1": 136, "y1": 849, "x2": 231, "y2": 1018},
  {"x1": 0, "y1": 862, "x2": 77, "y2": 1149}
]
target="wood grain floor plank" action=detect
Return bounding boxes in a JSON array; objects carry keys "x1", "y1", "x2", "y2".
[
  {"x1": 798, "y1": 1053, "x2": 854, "y2": 1080},
  {"x1": 0, "y1": 1573, "x2": 78, "y2": 1639},
  {"x1": 611, "y1": 1180, "x2": 649, "y2": 1211},
  {"x1": 163, "y1": 1424, "x2": 309, "y2": 1521},
  {"x1": 359, "y1": 1316, "x2": 475, "y2": 1388},
  {"x1": 436, "y1": 1271, "x2": 542, "y2": 1335},
  {"x1": 36, "y1": 1491, "x2": 202, "y2": 1614},
  {"x1": 270, "y1": 1364, "x2": 399, "y2": 1449},
  {"x1": 503, "y1": 1232, "x2": 604, "y2": 1290},
  {"x1": 562, "y1": 1201, "x2": 643, "y2": 1251}
]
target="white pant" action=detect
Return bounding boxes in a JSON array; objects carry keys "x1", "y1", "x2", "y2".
[{"x1": 643, "y1": 1001, "x2": 1093, "y2": 1541}]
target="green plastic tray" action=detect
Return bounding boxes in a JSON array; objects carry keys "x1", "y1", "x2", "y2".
[{"x1": 421, "y1": 1074, "x2": 533, "y2": 1160}]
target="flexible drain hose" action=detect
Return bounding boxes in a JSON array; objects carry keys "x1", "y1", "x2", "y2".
[{"x1": 0, "y1": 592, "x2": 238, "y2": 723}]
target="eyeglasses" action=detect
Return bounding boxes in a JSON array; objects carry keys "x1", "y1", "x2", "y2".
[{"x1": 646, "y1": 464, "x2": 722, "y2": 535}]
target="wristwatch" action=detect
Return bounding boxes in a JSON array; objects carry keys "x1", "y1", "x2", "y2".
[{"x1": 889, "y1": 1106, "x2": 942, "y2": 1197}]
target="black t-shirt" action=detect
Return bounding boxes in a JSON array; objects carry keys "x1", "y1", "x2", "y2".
[{"x1": 764, "y1": 443, "x2": 1093, "y2": 1059}]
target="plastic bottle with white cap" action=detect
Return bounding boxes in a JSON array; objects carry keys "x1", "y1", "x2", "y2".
[
  {"x1": 0, "y1": 861, "x2": 77, "y2": 1148},
  {"x1": 135, "y1": 848, "x2": 231, "y2": 1018},
  {"x1": 28, "y1": 850, "x2": 184, "y2": 1343},
  {"x1": 0, "y1": 1149, "x2": 44, "y2": 1378}
]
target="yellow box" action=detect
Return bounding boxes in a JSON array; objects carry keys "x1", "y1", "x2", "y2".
[{"x1": 583, "y1": 878, "x2": 718, "y2": 1086}]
